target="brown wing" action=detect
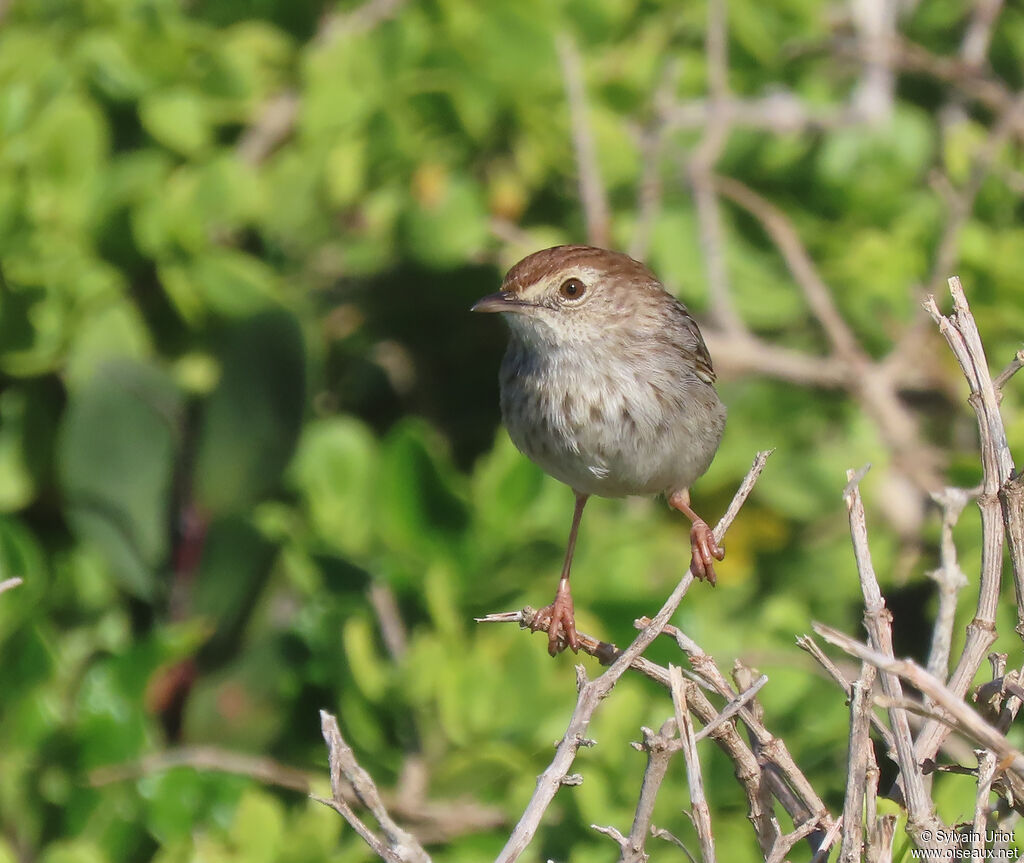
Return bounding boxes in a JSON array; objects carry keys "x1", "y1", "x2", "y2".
[{"x1": 668, "y1": 298, "x2": 716, "y2": 384}]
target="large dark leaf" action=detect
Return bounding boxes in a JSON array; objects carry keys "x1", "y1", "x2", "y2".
[
  {"x1": 193, "y1": 310, "x2": 305, "y2": 514},
  {"x1": 58, "y1": 361, "x2": 181, "y2": 599}
]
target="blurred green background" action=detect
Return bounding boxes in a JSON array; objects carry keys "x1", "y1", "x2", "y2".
[{"x1": 2, "y1": 0, "x2": 1024, "y2": 860}]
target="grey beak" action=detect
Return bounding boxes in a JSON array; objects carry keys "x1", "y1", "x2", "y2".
[{"x1": 470, "y1": 290, "x2": 522, "y2": 313}]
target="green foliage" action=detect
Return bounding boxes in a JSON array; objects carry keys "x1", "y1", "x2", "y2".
[{"x1": 1, "y1": 0, "x2": 1024, "y2": 861}]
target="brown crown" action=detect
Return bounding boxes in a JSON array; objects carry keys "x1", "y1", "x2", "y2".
[{"x1": 502, "y1": 245, "x2": 658, "y2": 294}]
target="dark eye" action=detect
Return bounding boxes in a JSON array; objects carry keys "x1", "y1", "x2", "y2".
[{"x1": 559, "y1": 278, "x2": 586, "y2": 300}]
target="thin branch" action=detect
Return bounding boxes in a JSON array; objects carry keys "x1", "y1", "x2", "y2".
[
  {"x1": 796, "y1": 634, "x2": 898, "y2": 757},
  {"x1": 712, "y1": 176, "x2": 861, "y2": 361},
  {"x1": 813, "y1": 625, "x2": 1024, "y2": 780},
  {"x1": 766, "y1": 816, "x2": 824, "y2": 863},
  {"x1": 973, "y1": 749, "x2": 997, "y2": 854},
  {"x1": 368, "y1": 581, "x2": 409, "y2": 661},
  {"x1": 713, "y1": 175, "x2": 942, "y2": 491},
  {"x1": 317, "y1": 711, "x2": 431, "y2": 863},
  {"x1": 557, "y1": 33, "x2": 611, "y2": 248},
  {"x1": 90, "y1": 747, "x2": 503, "y2": 845},
  {"x1": 925, "y1": 487, "x2": 971, "y2": 682},
  {"x1": 615, "y1": 719, "x2": 680, "y2": 863},
  {"x1": 315, "y1": 0, "x2": 410, "y2": 43},
  {"x1": 491, "y1": 451, "x2": 772, "y2": 863},
  {"x1": 663, "y1": 623, "x2": 834, "y2": 851},
  {"x1": 629, "y1": 60, "x2": 680, "y2": 261},
  {"x1": 671, "y1": 666, "x2": 716, "y2": 863},
  {"x1": 809, "y1": 815, "x2": 844, "y2": 863},
  {"x1": 926, "y1": 94, "x2": 1024, "y2": 297},
  {"x1": 842, "y1": 468, "x2": 948, "y2": 850},
  {"x1": 993, "y1": 348, "x2": 1024, "y2": 393},
  {"x1": 0, "y1": 577, "x2": 23, "y2": 595},
  {"x1": 961, "y1": 0, "x2": 1004, "y2": 72},
  {"x1": 687, "y1": 0, "x2": 744, "y2": 334},
  {"x1": 701, "y1": 329, "x2": 849, "y2": 387},
  {"x1": 694, "y1": 674, "x2": 767, "y2": 742},
  {"x1": 90, "y1": 746, "x2": 311, "y2": 792},
  {"x1": 869, "y1": 815, "x2": 898, "y2": 863},
  {"x1": 839, "y1": 668, "x2": 877, "y2": 863},
  {"x1": 236, "y1": 91, "x2": 300, "y2": 166},
  {"x1": 849, "y1": 0, "x2": 896, "y2": 122},
  {"x1": 917, "y1": 278, "x2": 1017, "y2": 765},
  {"x1": 663, "y1": 94, "x2": 861, "y2": 134}
]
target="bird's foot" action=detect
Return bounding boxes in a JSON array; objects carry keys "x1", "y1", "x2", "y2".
[
  {"x1": 689, "y1": 518, "x2": 725, "y2": 585},
  {"x1": 530, "y1": 582, "x2": 579, "y2": 656}
]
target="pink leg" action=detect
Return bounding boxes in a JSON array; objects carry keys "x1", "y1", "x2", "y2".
[
  {"x1": 668, "y1": 489, "x2": 724, "y2": 585},
  {"x1": 531, "y1": 491, "x2": 588, "y2": 655}
]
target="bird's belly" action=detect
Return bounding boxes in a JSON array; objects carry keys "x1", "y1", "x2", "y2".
[{"x1": 501, "y1": 362, "x2": 725, "y2": 498}]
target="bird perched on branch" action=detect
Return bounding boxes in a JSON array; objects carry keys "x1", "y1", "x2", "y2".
[{"x1": 473, "y1": 245, "x2": 727, "y2": 655}]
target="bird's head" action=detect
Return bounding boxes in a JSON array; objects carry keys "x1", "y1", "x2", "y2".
[{"x1": 472, "y1": 245, "x2": 662, "y2": 345}]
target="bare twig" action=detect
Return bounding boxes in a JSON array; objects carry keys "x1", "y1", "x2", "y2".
[
  {"x1": 766, "y1": 816, "x2": 824, "y2": 863},
  {"x1": 961, "y1": 0, "x2": 1004, "y2": 72},
  {"x1": 973, "y1": 749, "x2": 997, "y2": 853},
  {"x1": 925, "y1": 487, "x2": 971, "y2": 682},
  {"x1": 629, "y1": 60, "x2": 679, "y2": 261},
  {"x1": 993, "y1": 348, "x2": 1024, "y2": 393},
  {"x1": 869, "y1": 815, "x2": 898, "y2": 863},
  {"x1": 694, "y1": 674, "x2": 768, "y2": 743},
  {"x1": 711, "y1": 177, "x2": 861, "y2": 361},
  {"x1": 557, "y1": 33, "x2": 611, "y2": 248},
  {"x1": 316, "y1": 0, "x2": 410, "y2": 42},
  {"x1": 839, "y1": 669, "x2": 877, "y2": 863},
  {"x1": 1001, "y1": 467, "x2": 1024, "y2": 638},
  {"x1": 90, "y1": 746, "x2": 312, "y2": 792},
  {"x1": 236, "y1": 91, "x2": 300, "y2": 166},
  {"x1": 491, "y1": 451, "x2": 771, "y2": 862},
  {"x1": 842, "y1": 468, "x2": 948, "y2": 850},
  {"x1": 814, "y1": 625, "x2": 1024, "y2": 780},
  {"x1": 809, "y1": 815, "x2": 844, "y2": 863},
  {"x1": 918, "y1": 278, "x2": 1017, "y2": 765},
  {"x1": 316, "y1": 711, "x2": 431, "y2": 863},
  {"x1": 796, "y1": 634, "x2": 897, "y2": 757},
  {"x1": 687, "y1": 0, "x2": 743, "y2": 334},
  {"x1": 713, "y1": 175, "x2": 942, "y2": 491},
  {"x1": 849, "y1": 0, "x2": 896, "y2": 122},
  {"x1": 664, "y1": 623, "x2": 834, "y2": 852},
  {"x1": 0, "y1": 577, "x2": 23, "y2": 595},
  {"x1": 671, "y1": 665, "x2": 716, "y2": 863},
  {"x1": 927, "y1": 95, "x2": 1024, "y2": 297},
  {"x1": 612, "y1": 719, "x2": 680, "y2": 863},
  {"x1": 368, "y1": 581, "x2": 409, "y2": 661}
]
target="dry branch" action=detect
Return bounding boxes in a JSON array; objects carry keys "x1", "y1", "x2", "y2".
[
  {"x1": 814, "y1": 625, "x2": 1024, "y2": 781},
  {"x1": 315, "y1": 711, "x2": 431, "y2": 863},
  {"x1": 0, "y1": 577, "x2": 23, "y2": 595},
  {"x1": 839, "y1": 669, "x2": 877, "y2": 863},
  {"x1": 557, "y1": 33, "x2": 611, "y2": 249},
  {"x1": 841, "y1": 468, "x2": 948, "y2": 851},
  {"x1": 489, "y1": 451, "x2": 771, "y2": 862},
  {"x1": 671, "y1": 665, "x2": 716, "y2": 863},
  {"x1": 915, "y1": 278, "x2": 1018, "y2": 768}
]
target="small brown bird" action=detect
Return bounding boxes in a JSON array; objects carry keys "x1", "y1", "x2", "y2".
[{"x1": 473, "y1": 245, "x2": 727, "y2": 655}]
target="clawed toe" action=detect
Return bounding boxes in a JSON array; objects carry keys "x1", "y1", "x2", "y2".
[
  {"x1": 689, "y1": 520, "x2": 724, "y2": 586},
  {"x1": 531, "y1": 587, "x2": 579, "y2": 656}
]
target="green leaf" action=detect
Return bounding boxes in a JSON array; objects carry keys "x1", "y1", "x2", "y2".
[
  {"x1": 375, "y1": 420, "x2": 469, "y2": 569},
  {"x1": 139, "y1": 88, "x2": 212, "y2": 157},
  {"x1": 402, "y1": 176, "x2": 489, "y2": 268},
  {"x1": 194, "y1": 310, "x2": 306, "y2": 514},
  {"x1": 229, "y1": 790, "x2": 286, "y2": 863},
  {"x1": 290, "y1": 417, "x2": 378, "y2": 558},
  {"x1": 58, "y1": 361, "x2": 181, "y2": 598}
]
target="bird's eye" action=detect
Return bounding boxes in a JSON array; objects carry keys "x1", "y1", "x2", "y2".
[{"x1": 559, "y1": 278, "x2": 586, "y2": 300}]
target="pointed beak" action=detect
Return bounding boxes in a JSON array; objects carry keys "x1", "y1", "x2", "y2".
[{"x1": 470, "y1": 290, "x2": 528, "y2": 314}]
